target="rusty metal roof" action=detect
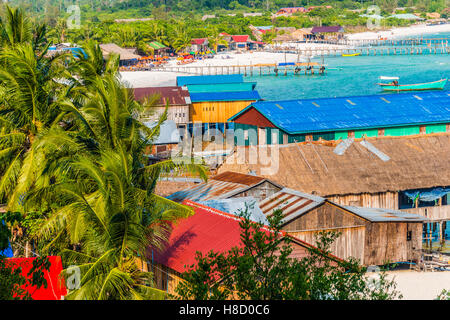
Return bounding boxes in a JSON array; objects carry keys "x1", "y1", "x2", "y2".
[
  {"x1": 167, "y1": 171, "x2": 280, "y2": 203},
  {"x1": 133, "y1": 86, "x2": 190, "y2": 106},
  {"x1": 341, "y1": 206, "x2": 427, "y2": 222},
  {"x1": 259, "y1": 188, "x2": 427, "y2": 224},
  {"x1": 259, "y1": 188, "x2": 325, "y2": 224}
]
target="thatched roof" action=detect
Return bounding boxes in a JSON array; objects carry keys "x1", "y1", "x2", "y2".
[
  {"x1": 217, "y1": 133, "x2": 450, "y2": 197},
  {"x1": 99, "y1": 43, "x2": 141, "y2": 61}
]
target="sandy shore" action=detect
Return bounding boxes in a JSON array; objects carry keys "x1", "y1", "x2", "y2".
[
  {"x1": 120, "y1": 52, "x2": 303, "y2": 88},
  {"x1": 120, "y1": 23, "x2": 450, "y2": 88},
  {"x1": 383, "y1": 270, "x2": 450, "y2": 300},
  {"x1": 347, "y1": 23, "x2": 450, "y2": 40}
]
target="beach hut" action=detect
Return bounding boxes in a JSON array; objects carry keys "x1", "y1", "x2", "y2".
[
  {"x1": 148, "y1": 41, "x2": 169, "y2": 55},
  {"x1": 259, "y1": 188, "x2": 426, "y2": 265},
  {"x1": 190, "y1": 38, "x2": 209, "y2": 52},
  {"x1": 99, "y1": 43, "x2": 141, "y2": 66},
  {"x1": 229, "y1": 35, "x2": 250, "y2": 50},
  {"x1": 310, "y1": 26, "x2": 344, "y2": 40},
  {"x1": 134, "y1": 86, "x2": 191, "y2": 125},
  {"x1": 147, "y1": 200, "x2": 341, "y2": 295},
  {"x1": 228, "y1": 91, "x2": 450, "y2": 145}
]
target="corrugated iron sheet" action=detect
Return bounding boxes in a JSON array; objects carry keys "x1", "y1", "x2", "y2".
[
  {"x1": 167, "y1": 171, "x2": 267, "y2": 202},
  {"x1": 133, "y1": 86, "x2": 190, "y2": 105},
  {"x1": 187, "y1": 82, "x2": 257, "y2": 93},
  {"x1": 190, "y1": 90, "x2": 261, "y2": 102},
  {"x1": 177, "y1": 74, "x2": 243, "y2": 86},
  {"x1": 342, "y1": 206, "x2": 427, "y2": 222},
  {"x1": 229, "y1": 91, "x2": 450, "y2": 134},
  {"x1": 259, "y1": 188, "x2": 325, "y2": 224}
]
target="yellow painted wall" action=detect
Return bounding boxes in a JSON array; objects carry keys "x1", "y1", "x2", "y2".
[{"x1": 191, "y1": 100, "x2": 255, "y2": 123}]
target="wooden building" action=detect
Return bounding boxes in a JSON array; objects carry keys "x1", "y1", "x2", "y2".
[
  {"x1": 99, "y1": 43, "x2": 141, "y2": 65},
  {"x1": 167, "y1": 171, "x2": 282, "y2": 203},
  {"x1": 148, "y1": 201, "x2": 341, "y2": 295},
  {"x1": 229, "y1": 91, "x2": 450, "y2": 145},
  {"x1": 133, "y1": 86, "x2": 191, "y2": 125},
  {"x1": 217, "y1": 133, "x2": 450, "y2": 223},
  {"x1": 176, "y1": 75, "x2": 261, "y2": 125},
  {"x1": 259, "y1": 188, "x2": 426, "y2": 265}
]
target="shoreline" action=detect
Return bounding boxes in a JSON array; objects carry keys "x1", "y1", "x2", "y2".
[
  {"x1": 120, "y1": 23, "x2": 450, "y2": 88},
  {"x1": 346, "y1": 23, "x2": 450, "y2": 40}
]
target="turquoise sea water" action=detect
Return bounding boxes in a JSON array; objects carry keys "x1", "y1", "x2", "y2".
[{"x1": 247, "y1": 32, "x2": 450, "y2": 101}]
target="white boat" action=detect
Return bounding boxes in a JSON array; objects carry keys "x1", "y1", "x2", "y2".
[{"x1": 379, "y1": 76, "x2": 399, "y2": 80}]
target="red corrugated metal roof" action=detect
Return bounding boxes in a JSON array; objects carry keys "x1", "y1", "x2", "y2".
[
  {"x1": 191, "y1": 38, "x2": 207, "y2": 45},
  {"x1": 5, "y1": 256, "x2": 67, "y2": 300},
  {"x1": 152, "y1": 201, "x2": 244, "y2": 273},
  {"x1": 152, "y1": 201, "x2": 343, "y2": 274},
  {"x1": 231, "y1": 35, "x2": 249, "y2": 42},
  {"x1": 133, "y1": 86, "x2": 190, "y2": 106}
]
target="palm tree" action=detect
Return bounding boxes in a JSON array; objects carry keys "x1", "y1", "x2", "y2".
[
  {"x1": 170, "y1": 26, "x2": 192, "y2": 53},
  {"x1": 0, "y1": 5, "x2": 32, "y2": 48},
  {"x1": 26, "y1": 44, "x2": 207, "y2": 299},
  {"x1": 0, "y1": 44, "x2": 69, "y2": 208},
  {"x1": 208, "y1": 28, "x2": 229, "y2": 52}
]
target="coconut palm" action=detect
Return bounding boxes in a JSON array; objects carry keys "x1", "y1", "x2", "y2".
[
  {"x1": 208, "y1": 28, "x2": 229, "y2": 52},
  {"x1": 26, "y1": 48, "x2": 207, "y2": 299},
  {"x1": 0, "y1": 44, "x2": 69, "y2": 207},
  {"x1": 0, "y1": 5, "x2": 32, "y2": 48}
]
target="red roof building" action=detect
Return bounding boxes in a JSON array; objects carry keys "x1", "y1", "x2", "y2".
[
  {"x1": 231, "y1": 35, "x2": 249, "y2": 43},
  {"x1": 191, "y1": 38, "x2": 207, "y2": 45},
  {"x1": 149, "y1": 201, "x2": 342, "y2": 293},
  {"x1": 5, "y1": 256, "x2": 67, "y2": 300}
]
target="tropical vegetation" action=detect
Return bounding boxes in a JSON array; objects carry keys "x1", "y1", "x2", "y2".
[{"x1": 0, "y1": 5, "x2": 207, "y2": 300}]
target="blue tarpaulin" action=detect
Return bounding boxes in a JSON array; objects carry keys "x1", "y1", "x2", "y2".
[
  {"x1": 404, "y1": 187, "x2": 450, "y2": 202},
  {"x1": 229, "y1": 91, "x2": 450, "y2": 134},
  {"x1": 177, "y1": 74, "x2": 244, "y2": 86},
  {"x1": 190, "y1": 90, "x2": 261, "y2": 102}
]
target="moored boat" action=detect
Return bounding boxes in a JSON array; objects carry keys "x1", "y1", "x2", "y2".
[
  {"x1": 342, "y1": 52, "x2": 361, "y2": 57},
  {"x1": 377, "y1": 78, "x2": 447, "y2": 91}
]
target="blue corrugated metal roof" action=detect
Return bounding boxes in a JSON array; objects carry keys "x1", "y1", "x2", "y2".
[
  {"x1": 177, "y1": 74, "x2": 244, "y2": 86},
  {"x1": 190, "y1": 90, "x2": 261, "y2": 102},
  {"x1": 229, "y1": 91, "x2": 450, "y2": 134}
]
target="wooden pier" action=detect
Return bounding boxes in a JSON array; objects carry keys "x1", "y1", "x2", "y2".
[
  {"x1": 157, "y1": 62, "x2": 326, "y2": 76},
  {"x1": 270, "y1": 38, "x2": 449, "y2": 57}
]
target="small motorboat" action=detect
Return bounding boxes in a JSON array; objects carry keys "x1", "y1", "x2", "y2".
[
  {"x1": 342, "y1": 52, "x2": 361, "y2": 57},
  {"x1": 377, "y1": 78, "x2": 447, "y2": 91}
]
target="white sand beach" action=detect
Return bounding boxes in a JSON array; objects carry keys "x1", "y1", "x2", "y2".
[
  {"x1": 384, "y1": 270, "x2": 450, "y2": 300},
  {"x1": 347, "y1": 23, "x2": 450, "y2": 40},
  {"x1": 120, "y1": 23, "x2": 450, "y2": 88}
]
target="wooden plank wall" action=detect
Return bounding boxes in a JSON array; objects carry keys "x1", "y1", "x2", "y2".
[
  {"x1": 282, "y1": 203, "x2": 367, "y2": 263},
  {"x1": 402, "y1": 205, "x2": 450, "y2": 221},
  {"x1": 326, "y1": 192, "x2": 398, "y2": 210},
  {"x1": 233, "y1": 181, "x2": 282, "y2": 202},
  {"x1": 191, "y1": 100, "x2": 255, "y2": 123},
  {"x1": 141, "y1": 105, "x2": 190, "y2": 124},
  {"x1": 363, "y1": 222, "x2": 422, "y2": 265},
  {"x1": 290, "y1": 226, "x2": 366, "y2": 263}
]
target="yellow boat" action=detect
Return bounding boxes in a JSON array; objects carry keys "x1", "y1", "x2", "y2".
[{"x1": 342, "y1": 52, "x2": 361, "y2": 57}]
